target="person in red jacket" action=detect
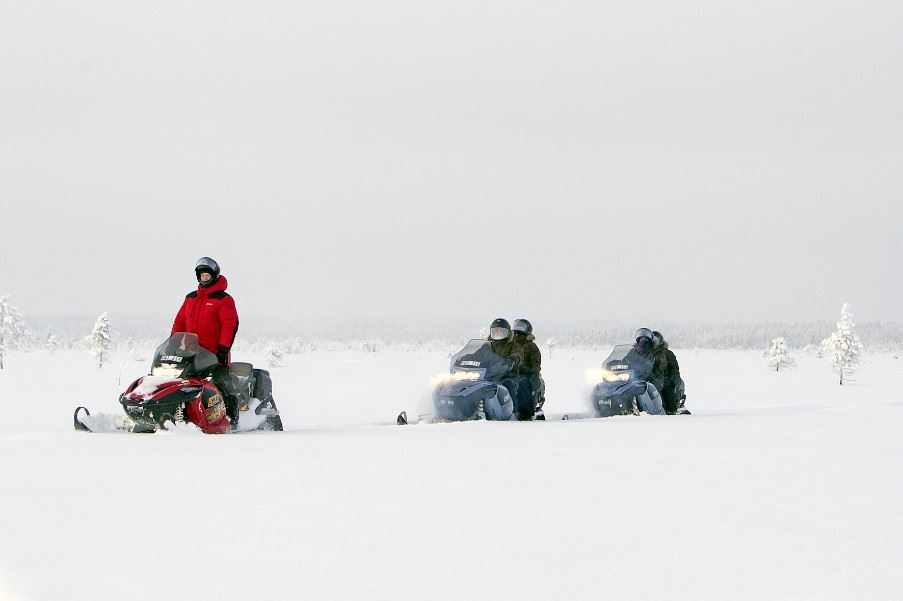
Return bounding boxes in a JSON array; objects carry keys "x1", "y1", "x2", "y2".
[{"x1": 172, "y1": 257, "x2": 242, "y2": 428}]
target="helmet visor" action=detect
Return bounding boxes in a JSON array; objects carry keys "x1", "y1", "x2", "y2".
[
  {"x1": 489, "y1": 327, "x2": 510, "y2": 340},
  {"x1": 195, "y1": 257, "x2": 219, "y2": 273}
]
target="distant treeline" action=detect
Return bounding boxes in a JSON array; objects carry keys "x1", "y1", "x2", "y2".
[
  {"x1": 536, "y1": 320, "x2": 903, "y2": 351},
  {"x1": 18, "y1": 315, "x2": 903, "y2": 352}
]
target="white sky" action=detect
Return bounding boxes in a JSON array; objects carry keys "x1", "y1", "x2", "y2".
[{"x1": 2, "y1": 1, "x2": 901, "y2": 325}]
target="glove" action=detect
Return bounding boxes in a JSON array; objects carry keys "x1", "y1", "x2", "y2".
[{"x1": 217, "y1": 345, "x2": 230, "y2": 365}]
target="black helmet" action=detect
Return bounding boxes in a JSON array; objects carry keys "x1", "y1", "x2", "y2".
[
  {"x1": 635, "y1": 327, "x2": 653, "y2": 342},
  {"x1": 195, "y1": 257, "x2": 220, "y2": 287},
  {"x1": 489, "y1": 318, "x2": 511, "y2": 341},
  {"x1": 652, "y1": 330, "x2": 664, "y2": 347},
  {"x1": 512, "y1": 319, "x2": 533, "y2": 335}
]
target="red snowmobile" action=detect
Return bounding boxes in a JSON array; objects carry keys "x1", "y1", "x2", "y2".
[{"x1": 74, "y1": 332, "x2": 283, "y2": 434}]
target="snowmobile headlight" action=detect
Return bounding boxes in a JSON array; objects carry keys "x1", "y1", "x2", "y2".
[
  {"x1": 451, "y1": 371, "x2": 480, "y2": 381},
  {"x1": 601, "y1": 369, "x2": 630, "y2": 383},
  {"x1": 432, "y1": 371, "x2": 481, "y2": 386},
  {"x1": 152, "y1": 364, "x2": 184, "y2": 378}
]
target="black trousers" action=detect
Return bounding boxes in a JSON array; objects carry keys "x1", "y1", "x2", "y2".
[
  {"x1": 500, "y1": 376, "x2": 519, "y2": 404},
  {"x1": 212, "y1": 365, "x2": 242, "y2": 423},
  {"x1": 661, "y1": 379, "x2": 679, "y2": 414},
  {"x1": 509, "y1": 376, "x2": 535, "y2": 420}
]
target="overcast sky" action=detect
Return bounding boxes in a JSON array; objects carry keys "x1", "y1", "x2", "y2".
[{"x1": 2, "y1": 0, "x2": 901, "y2": 327}]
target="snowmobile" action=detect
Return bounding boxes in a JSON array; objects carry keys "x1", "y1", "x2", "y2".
[
  {"x1": 589, "y1": 344, "x2": 668, "y2": 417},
  {"x1": 74, "y1": 332, "x2": 283, "y2": 433},
  {"x1": 398, "y1": 339, "x2": 519, "y2": 424}
]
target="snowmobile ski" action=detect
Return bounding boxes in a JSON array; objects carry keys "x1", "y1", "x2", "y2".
[
  {"x1": 73, "y1": 406, "x2": 136, "y2": 433},
  {"x1": 74, "y1": 406, "x2": 91, "y2": 432}
]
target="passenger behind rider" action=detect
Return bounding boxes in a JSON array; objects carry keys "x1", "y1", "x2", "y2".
[
  {"x1": 651, "y1": 330, "x2": 685, "y2": 415},
  {"x1": 512, "y1": 318, "x2": 544, "y2": 420},
  {"x1": 487, "y1": 318, "x2": 524, "y2": 408}
]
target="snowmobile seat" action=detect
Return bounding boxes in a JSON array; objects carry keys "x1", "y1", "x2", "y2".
[
  {"x1": 251, "y1": 368, "x2": 273, "y2": 403},
  {"x1": 228, "y1": 363, "x2": 255, "y2": 410},
  {"x1": 229, "y1": 362, "x2": 253, "y2": 377}
]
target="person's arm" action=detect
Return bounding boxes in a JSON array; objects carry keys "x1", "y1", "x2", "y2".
[
  {"x1": 652, "y1": 355, "x2": 667, "y2": 390},
  {"x1": 527, "y1": 343, "x2": 542, "y2": 374},
  {"x1": 509, "y1": 344, "x2": 524, "y2": 371},
  {"x1": 218, "y1": 296, "x2": 239, "y2": 349},
  {"x1": 171, "y1": 299, "x2": 187, "y2": 334}
]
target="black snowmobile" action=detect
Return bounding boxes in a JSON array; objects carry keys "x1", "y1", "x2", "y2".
[
  {"x1": 397, "y1": 339, "x2": 519, "y2": 424},
  {"x1": 589, "y1": 344, "x2": 668, "y2": 417}
]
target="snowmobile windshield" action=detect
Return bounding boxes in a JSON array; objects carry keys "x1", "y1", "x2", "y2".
[
  {"x1": 601, "y1": 344, "x2": 654, "y2": 382},
  {"x1": 151, "y1": 333, "x2": 218, "y2": 377},
  {"x1": 449, "y1": 339, "x2": 514, "y2": 380}
]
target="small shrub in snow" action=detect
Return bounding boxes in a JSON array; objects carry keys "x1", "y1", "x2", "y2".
[
  {"x1": 764, "y1": 337, "x2": 796, "y2": 371},
  {"x1": 821, "y1": 303, "x2": 863, "y2": 385}
]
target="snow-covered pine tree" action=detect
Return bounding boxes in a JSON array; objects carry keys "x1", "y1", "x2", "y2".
[
  {"x1": 89, "y1": 312, "x2": 113, "y2": 368},
  {"x1": 0, "y1": 295, "x2": 27, "y2": 369},
  {"x1": 46, "y1": 332, "x2": 59, "y2": 355},
  {"x1": 764, "y1": 337, "x2": 795, "y2": 371},
  {"x1": 267, "y1": 345, "x2": 284, "y2": 368},
  {"x1": 821, "y1": 303, "x2": 863, "y2": 385}
]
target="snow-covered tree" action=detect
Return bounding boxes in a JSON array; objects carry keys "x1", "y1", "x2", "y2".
[
  {"x1": 46, "y1": 332, "x2": 59, "y2": 355},
  {"x1": 764, "y1": 337, "x2": 795, "y2": 371},
  {"x1": 821, "y1": 303, "x2": 863, "y2": 385},
  {"x1": 545, "y1": 337, "x2": 556, "y2": 359},
  {"x1": 0, "y1": 296, "x2": 27, "y2": 369},
  {"x1": 267, "y1": 345, "x2": 284, "y2": 368},
  {"x1": 89, "y1": 313, "x2": 113, "y2": 368}
]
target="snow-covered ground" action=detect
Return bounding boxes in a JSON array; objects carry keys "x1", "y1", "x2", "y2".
[{"x1": 1, "y1": 347, "x2": 901, "y2": 600}]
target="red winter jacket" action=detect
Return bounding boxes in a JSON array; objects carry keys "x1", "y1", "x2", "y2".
[{"x1": 171, "y1": 275, "x2": 239, "y2": 361}]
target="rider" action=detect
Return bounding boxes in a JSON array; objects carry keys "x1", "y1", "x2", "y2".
[
  {"x1": 512, "y1": 318, "x2": 544, "y2": 420},
  {"x1": 171, "y1": 257, "x2": 242, "y2": 429},
  {"x1": 487, "y1": 318, "x2": 524, "y2": 408},
  {"x1": 633, "y1": 327, "x2": 666, "y2": 393},
  {"x1": 629, "y1": 327, "x2": 667, "y2": 415},
  {"x1": 652, "y1": 330, "x2": 685, "y2": 414}
]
